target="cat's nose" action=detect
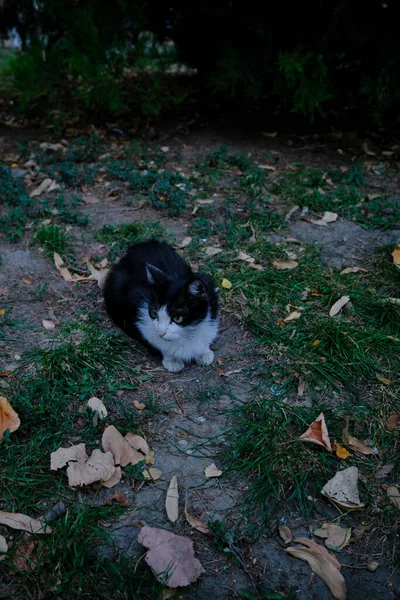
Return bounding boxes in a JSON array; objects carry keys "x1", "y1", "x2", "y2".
[{"x1": 159, "y1": 331, "x2": 166, "y2": 337}]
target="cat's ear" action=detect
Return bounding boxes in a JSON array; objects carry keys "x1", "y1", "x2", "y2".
[
  {"x1": 146, "y1": 264, "x2": 168, "y2": 285},
  {"x1": 186, "y1": 278, "x2": 207, "y2": 297}
]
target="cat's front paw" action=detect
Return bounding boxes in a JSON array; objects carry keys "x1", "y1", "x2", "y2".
[
  {"x1": 196, "y1": 349, "x2": 214, "y2": 366},
  {"x1": 162, "y1": 358, "x2": 185, "y2": 373}
]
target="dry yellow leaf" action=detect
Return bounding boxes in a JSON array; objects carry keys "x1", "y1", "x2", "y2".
[
  {"x1": 0, "y1": 396, "x2": 20, "y2": 439},
  {"x1": 19, "y1": 276, "x2": 33, "y2": 285},
  {"x1": 334, "y1": 443, "x2": 350, "y2": 459},
  {"x1": 0, "y1": 309, "x2": 5, "y2": 317},
  {"x1": 221, "y1": 278, "x2": 232, "y2": 289}
]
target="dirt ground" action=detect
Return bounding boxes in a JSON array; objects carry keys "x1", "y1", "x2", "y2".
[{"x1": 1, "y1": 124, "x2": 400, "y2": 599}]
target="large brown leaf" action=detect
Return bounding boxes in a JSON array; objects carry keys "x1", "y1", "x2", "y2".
[
  {"x1": 102, "y1": 425, "x2": 144, "y2": 467},
  {"x1": 138, "y1": 526, "x2": 205, "y2": 588},
  {"x1": 0, "y1": 512, "x2": 51, "y2": 534},
  {"x1": 66, "y1": 449, "x2": 116, "y2": 487},
  {"x1": 342, "y1": 417, "x2": 375, "y2": 455},
  {"x1": 299, "y1": 412, "x2": 332, "y2": 452},
  {"x1": 322, "y1": 467, "x2": 364, "y2": 509},
  {"x1": 0, "y1": 396, "x2": 20, "y2": 439}
]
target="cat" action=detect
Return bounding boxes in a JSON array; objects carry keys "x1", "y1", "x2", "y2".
[{"x1": 103, "y1": 240, "x2": 219, "y2": 373}]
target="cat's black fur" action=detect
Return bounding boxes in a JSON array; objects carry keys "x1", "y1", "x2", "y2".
[{"x1": 103, "y1": 240, "x2": 218, "y2": 355}]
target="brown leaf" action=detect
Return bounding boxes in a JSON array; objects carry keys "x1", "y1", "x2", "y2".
[
  {"x1": 0, "y1": 535, "x2": 8, "y2": 559},
  {"x1": 334, "y1": 443, "x2": 350, "y2": 459},
  {"x1": 85, "y1": 259, "x2": 109, "y2": 290},
  {"x1": 376, "y1": 373, "x2": 391, "y2": 385},
  {"x1": 30, "y1": 178, "x2": 53, "y2": 197},
  {"x1": 385, "y1": 485, "x2": 400, "y2": 509},
  {"x1": 101, "y1": 466, "x2": 122, "y2": 488},
  {"x1": 42, "y1": 319, "x2": 56, "y2": 330},
  {"x1": 20, "y1": 276, "x2": 33, "y2": 285},
  {"x1": 387, "y1": 412, "x2": 399, "y2": 430},
  {"x1": 143, "y1": 467, "x2": 162, "y2": 481},
  {"x1": 329, "y1": 295, "x2": 350, "y2": 317},
  {"x1": 375, "y1": 463, "x2": 394, "y2": 480},
  {"x1": 166, "y1": 475, "x2": 179, "y2": 523},
  {"x1": 342, "y1": 418, "x2": 375, "y2": 455},
  {"x1": 11, "y1": 535, "x2": 37, "y2": 572},
  {"x1": 0, "y1": 512, "x2": 51, "y2": 534},
  {"x1": 138, "y1": 526, "x2": 205, "y2": 588},
  {"x1": 205, "y1": 246, "x2": 222, "y2": 257},
  {"x1": 124, "y1": 432, "x2": 149, "y2": 456},
  {"x1": 299, "y1": 412, "x2": 332, "y2": 452},
  {"x1": 272, "y1": 260, "x2": 298, "y2": 270},
  {"x1": 311, "y1": 212, "x2": 338, "y2": 226},
  {"x1": 367, "y1": 561, "x2": 379, "y2": 572},
  {"x1": 133, "y1": 400, "x2": 146, "y2": 410},
  {"x1": 204, "y1": 463, "x2": 222, "y2": 478},
  {"x1": 184, "y1": 506, "x2": 210, "y2": 535},
  {"x1": 284, "y1": 310, "x2": 301, "y2": 323},
  {"x1": 278, "y1": 525, "x2": 293, "y2": 544},
  {"x1": 297, "y1": 380, "x2": 306, "y2": 397},
  {"x1": 66, "y1": 449, "x2": 116, "y2": 487},
  {"x1": 392, "y1": 245, "x2": 400, "y2": 267},
  {"x1": 339, "y1": 267, "x2": 368, "y2": 275},
  {"x1": 286, "y1": 538, "x2": 346, "y2": 600},
  {"x1": 87, "y1": 397, "x2": 107, "y2": 421},
  {"x1": 0, "y1": 309, "x2": 5, "y2": 317},
  {"x1": 82, "y1": 193, "x2": 100, "y2": 204},
  {"x1": 261, "y1": 131, "x2": 278, "y2": 138},
  {"x1": 237, "y1": 251, "x2": 255, "y2": 264},
  {"x1": 111, "y1": 491, "x2": 128, "y2": 505},
  {"x1": 0, "y1": 396, "x2": 20, "y2": 439},
  {"x1": 314, "y1": 524, "x2": 351, "y2": 551},
  {"x1": 102, "y1": 425, "x2": 144, "y2": 467},
  {"x1": 54, "y1": 252, "x2": 73, "y2": 282},
  {"x1": 322, "y1": 466, "x2": 364, "y2": 509},
  {"x1": 362, "y1": 141, "x2": 376, "y2": 156},
  {"x1": 50, "y1": 444, "x2": 88, "y2": 470},
  {"x1": 177, "y1": 237, "x2": 192, "y2": 249}
]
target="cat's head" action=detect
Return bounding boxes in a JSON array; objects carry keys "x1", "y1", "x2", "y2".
[{"x1": 146, "y1": 264, "x2": 210, "y2": 341}]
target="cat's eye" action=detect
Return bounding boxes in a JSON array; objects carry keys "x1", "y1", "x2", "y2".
[
  {"x1": 173, "y1": 315, "x2": 184, "y2": 324},
  {"x1": 149, "y1": 310, "x2": 158, "y2": 319}
]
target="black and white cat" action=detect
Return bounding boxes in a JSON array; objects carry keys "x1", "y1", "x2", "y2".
[{"x1": 103, "y1": 240, "x2": 218, "y2": 372}]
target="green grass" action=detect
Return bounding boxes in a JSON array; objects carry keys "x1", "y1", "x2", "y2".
[
  {"x1": 95, "y1": 221, "x2": 173, "y2": 260},
  {"x1": 35, "y1": 224, "x2": 69, "y2": 256}
]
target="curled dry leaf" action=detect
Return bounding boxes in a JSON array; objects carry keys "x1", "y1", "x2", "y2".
[
  {"x1": 221, "y1": 278, "x2": 232, "y2": 289},
  {"x1": 375, "y1": 463, "x2": 394, "y2": 480},
  {"x1": 177, "y1": 236, "x2": 192, "y2": 249},
  {"x1": 11, "y1": 535, "x2": 37, "y2": 572},
  {"x1": 286, "y1": 537, "x2": 346, "y2": 600},
  {"x1": 284, "y1": 310, "x2": 301, "y2": 323},
  {"x1": 184, "y1": 502, "x2": 210, "y2": 535},
  {"x1": 385, "y1": 485, "x2": 400, "y2": 509},
  {"x1": 67, "y1": 449, "x2": 116, "y2": 487},
  {"x1": 145, "y1": 449, "x2": 155, "y2": 465},
  {"x1": 314, "y1": 523, "x2": 352, "y2": 551},
  {"x1": 237, "y1": 251, "x2": 255, "y2": 264},
  {"x1": 87, "y1": 397, "x2": 107, "y2": 421},
  {"x1": 54, "y1": 252, "x2": 73, "y2": 282},
  {"x1": 0, "y1": 512, "x2": 51, "y2": 534},
  {"x1": 50, "y1": 444, "x2": 88, "y2": 470},
  {"x1": 42, "y1": 319, "x2": 56, "y2": 330},
  {"x1": 322, "y1": 466, "x2": 364, "y2": 509},
  {"x1": 376, "y1": 373, "x2": 391, "y2": 386},
  {"x1": 205, "y1": 246, "x2": 222, "y2": 257},
  {"x1": 29, "y1": 178, "x2": 53, "y2": 197},
  {"x1": 138, "y1": 526, "x2": 205, "y2": 588},
  {"x1": 387, "y1": 412, "x2": 399, "y2": 430},
  {"x1": 362, "y1": 141, "x2": 376, "y2": 156},
  {"x1": 367, "y1": 561, "x2": 379, "y2": 572},
  {"x1": 85, "y1": 259, "x2": 109, "y2": 290},
  {"x1": 0, "y1": 535, "x2": 8, "y2": 558},
  {"x1": 311, "y1": 211, "x2": 338, "y2": 226},
  {"x1": 391, "y1": 245, "x2": 400, "y2": 267},
  {"x1": 125, "y1": 432, "x2": 149, "y2": 456},
  {"x1": 102, "y1": 425, "x2": 144, "y2": 467},
  {"x1": 299, "y1": 412, "x2": 332, "y2": 452},
  {"x1": 339, "y1": 267, "x2": 368, "y2": 275},
  {"x1": 278, "y1": 525, "x2": 293, "y2": 544},
  {"x1": 342, "y1": 417, "x2": 375, "y2": 455},
  {"x1": 166, "y1": 475, "x2": 179, "y2": 523},
  {"x1": 0, "y1": 396, "x2": 20, "y2": 439},
  {"x1": 204, "y1": 463, "x2": 222, "y2": 478},
  {"x1": 329, "y1": 296, "x2": 350, "y2": 317},
  {"x1": 273, "y1": 260, "x2": 298, "y2": 270},
  {"x1": 143, "y1": 467, "x2": 162, "y2": 481},
  {"x1": 334, "y1": 443, "x2": 350, "y2": 459},
  {"x1": 101, "y1": 466, "x2": 122, "y2": 488},
  {"x1": 20, "y1": 276, "x2": 33, "y2": 285},
  {"x1": 133, "y1": 400, "x2": 146, "y2": 410}
]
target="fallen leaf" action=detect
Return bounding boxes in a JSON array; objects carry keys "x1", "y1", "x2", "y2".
[
  {"x1": 204, "y1": 463, "x2": 222, "y2": 478},
  {"x1": 279, "y1": 525, "x2": 293, "y2": 544},
  {"x1": 102, "y1": 425, "x2": 144, "y2": 467},
  {"x1": 0, "y1": 309, "x2": 5, "y2": 317},
  {"x1": 29, "y1": 178, "x2": 53, "y2": 197},
  {"x1": 67, "y1": 449, "x2": 117, "y2": 487},
  {"x1": 205, "y1": 246, "x2": 222, "y2": 257},
  {"x1": 185, "y1": 508, "x2": 210, "y2": 535},
  {"x1": 376, "y1": 373, "x2": 391, "y2": 385},
  {"x1": 196, "y1": 199, "x2": 214, "y2": 205},
  {"x1": 166, "y1": 475, "x2": 179, "y2": 523},
  {"x1": 299, "y1": 412, "x2": 332, "y2": 452},
  {"x1": 143, "y1": 467, "x2": 162, "y2": 481},
  {"x1": 11, "y1": 535, "x2": 37, "y2": 572},
  {"x1": 111, "y1": 491, "x2": 128, "y2": 505},
  {"x1": 85, "y1": 259, "x2": 109, "y2": 290},
  {"x1": 50, "y1": 444, "x2": 88, "y2": 470},
  {"x1": 261, "y1": 131, "x2": 278, "y2": 138},
  {"x1": 48, "y1": 180, "x2": 60, "y2": 192},
  {"x1": 0, "y1": 396, "x2": 20, "y2": 439},
  {"x1": 362, "y1": 141, "x2": 376, "y2": 156},
  {"x1": 314, "y1": 524, "x2": 352, "y2": 550},
  {"x1": 221, "y1": 278, "x2": 232, "y2": 289},
  {"x1": 391, "y1": 245, "x2": 400, "y2": 267},
  {"x1": 0, "y1": 512, "x2": 51, "y2": 534},
  {"x1": 375, "y1": 463, "x2": 394, "y2": 480},
  {"x1": 145, "y1": 450, "x2": 156, "y2": 466},
  {"x1": 87, "y1": 397, "x2": 107, "y2": 422},
  {"x1": 54, "y1": 252, "x2": 73, "y2": 282},
  {"x1": 297, "y1": 380, "x2": 306, "y2": 397},
  {"x1": 273, "y1": 260, "x2": 298, "y2": 270},
  {"x1": 82, "y1": 193, "x2": 100, "y2": 204},
  {"x1": 322, "y1": 466, "x2": 364, "y2": 509},
  {"x1": 0, "y1": 535, "x2": 8, "y2": 558},
  {"x1": 339, "y1": 267, "x2": 368, "y2": 275},
  {"x1": 342, "y1": 418, "x2": 375, "y2": 455},
  {"x1": 138, "y1": 526, "x2": 205, "y2": 587},
  {"x1": 42, "y1": 319, "x2": 56, "y2": 330},
  {"x1": 101, "y1": 467, "x2": 122, "y2": 488},
  {"x1": 284, "y1": 310, "x2": 301, "y2": 322},
  {"x1": 335, "y1": 443, "x2": 350, "y2": 459},
  {"x1": 385, "y1": 485, "x2": 400, "y2": 509},
  {"x1": 237, "y1": 251, "x2": 255, "y2": 264},
  {"x1": 312, "y1": 339, "x2": 321, "y2": 347},
  {"x1": 125, "y1": 432, "x2": 149, "y2": 456},
  {"x1": 387, "y1": 412, "x2": 399, "y2": 430},
  {"x1": 133, "y1": 400, "x2": 146, "y2": 410},
  {"x1": 286, "y1": 538, "x2": 346, "y2": 600},
  {"x1": 311, "y1": 212, "x2": 338, "y2": 226},
  {"x1": 329, "y1": 296, "x2": 350, "y2": 317},
  {"x1": 177, "y1": 237, "x2": 192, "y2": 249},
  {"x1": 20, "y1": 276, "x2": 33, "y2": 285},
  {"x1": 367, "y1": 561, "x2": 379, "y2": 572}
]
